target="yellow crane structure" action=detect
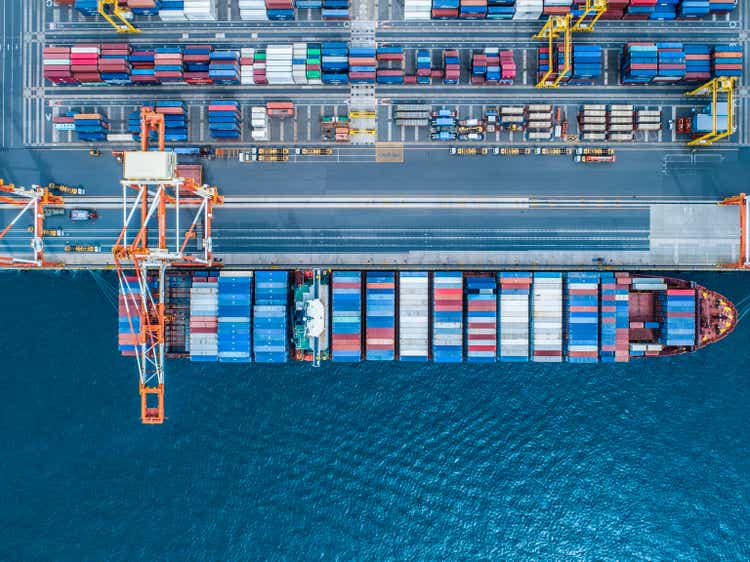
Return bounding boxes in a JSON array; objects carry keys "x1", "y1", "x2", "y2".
[
  {"x1": 533, "y1": 1, "x2": 607, "y2": 87},
  {"x1": 97, "y1": 0, "x2": 140, "y2": 33},
  {"x1": 571, "y1": 0, "x2": 608, "y2": 32},
  {"x1": 534, "y1": 15, "x2": 573, "y2": 88},
  {"x1": 684, "y1": 76, "x2": 737, "y2": 147}
]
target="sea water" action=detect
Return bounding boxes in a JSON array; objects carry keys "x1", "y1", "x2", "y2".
[{"x1": 1, "y1": 271, "x2": 749, "y2": 560}]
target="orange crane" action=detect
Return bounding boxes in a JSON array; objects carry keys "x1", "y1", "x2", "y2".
[
  {"x1": 719, "y1": 193, "x2": 749, "y2": 269},
  {"x1": 113, "y1": 108, "x2": 222, "y2": 424},
  {"x1": 0, "y1": 180, "x2": 64, "y2": 267}
]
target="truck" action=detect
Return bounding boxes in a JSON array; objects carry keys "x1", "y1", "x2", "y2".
[
  {"x1": 575, "y1": 154, "x2": 616, "y2": 163},
  {"x1": 64, "y1": 244, "x2": 101, "y2": 253},
  {"x1": 26, "y1": 226, "x2": 64, "y2": 236},
  {"x1": 48, "y1": 182, "x2": 85, "y2": 195},
  {"x1": 44, "y1": 207, "x2": 65, "y2": 217},
  {"x1": 69, "y1": 209, "x2": 97, "y2": 221}
]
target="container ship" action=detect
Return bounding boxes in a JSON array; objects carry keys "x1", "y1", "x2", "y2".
[{"x1": 119, "y1": 270, "x2": 736, "y2": 364}]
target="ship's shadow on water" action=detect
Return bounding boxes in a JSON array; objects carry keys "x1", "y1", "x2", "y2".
[{"x1": 0, "y1": 271, "x2": 749, "y2": 560}]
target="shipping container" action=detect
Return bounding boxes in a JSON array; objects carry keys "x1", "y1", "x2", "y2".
[
  {"x1": 465, "y1": 274, "x2": 497, "y2": 362},
  {"x1": 218, "y1": 271, "x2": 253, "y2": 363},
  {"x1": 331, "y1": 271, "x2": 362, "y2": 362},
  {"x1": 433, "y1": 271, "x2": 463, "y2": 362},
  {"x1": 399, "y1": 272, "x2": 429, "y2": 361},
  {"x1": 366, "y1": 272, "x2": 396, "y2": 360},
  {"x1": 253, "y1": 270, "x2": 289, "y2": 362},
  {"x1": 532, "y1": 272, "x2": 563, "y2": 362}
]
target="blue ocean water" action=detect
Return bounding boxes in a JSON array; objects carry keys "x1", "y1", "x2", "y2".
[{"x1": 1, "y1": 270, "x2": 749, "y2": 560}]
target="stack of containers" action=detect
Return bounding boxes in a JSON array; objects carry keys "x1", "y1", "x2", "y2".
[
  {"x1": 398, "y1": 272, "x2": 429, "y2": 361},
  {"x1": 485, "y1": 48, "x2": 501, "y2": 83},
  {"x1": 190, "y1": 271, "x2": 219, "y2": 362},
  {"x1": 579, "y1": 105, "x2": 607, "y2": 141},
  {"x1": 159, "y1": 1, "x2": 187, "y2": 20},
  {"x1": 155, "y1": 100, "x2": 189, "y2": 142},
  {"x1": 615, "y1": 272, "x2": 631, "y2": 360},
  {"x1": 184, "y1": 45, "x2": 212, "y2": 84},
  {"x1": 253, "y1": 49, "x2": 268, "y2": 84},
  {"x1": 659, "y1": 289, "x2": 696, "y2": 347},
  {"x1": 331, "y1": 271, "x2": 362, "y2": 362},
  {"x1": 154, "y1": 47, "x2": 183, "y2": 83},
  {"x1": 651, "y1": 0, "x2": 678, "y2": 18},
  {"x1": 43, "y1": 46, "x2": 75, "y2": 85},
  {"x1": 184, "y1": 0, "x2": 218, "y2": 19},
  {"x1": 621, "y1": 43, "x2": 658, "y2": 84},
  {"x1": 118, "y1": 275, "x2": 142, "y2": 356},
  {"x1": 165, "y1": 272, "x2": 193, "y2": 356},
  {"x1": 712, "y1": 44, "x2": 743, "y2": 78},
  {"x1": 99, "y1": 43, "x2": 132, "y2": 84},
  {"x1": 433, "y1": 272, "x2": 463, "y2": 362},
  {"x1": 465, "y1": 275, "x2": 497, "y2": 362},
  {"x1": 684, "y1": 44, "x2": 712, "y2": 81},
  {"x1": 471, "y1": 51, "x2": 488, "y2": 84},
  {"x1": 608, "y1": 104, "x2": 635, "y2": 141},
  {"x1": 239, "y1": 0, "x2": 269, "y2": 18},
  {"x1": 460, "y1": 0, "x2": 488, "y2": 18},
  {"x1": 322, "y1": 42, "x2": 349, "y2": 84},
  {"x1": 365, "y1": 272, "x2": 396, "y2": 361},
  {"x1": 208, "y1": 100, "x2": 241, "y2": 140},
  {"x1": 253, "y1": 271, "x2": 288, "y2": 363},
  {"x1": 53, "y1": 113, "x2": 76, "y2": 133},
  {"x1": 405, "y1": 0, "x2": 432, "y2": 18},
  {"x1": 601, "y1": 0, "x2": 630, "y2": 18},
  {"x1": 443, "y1": 50, "x2": 461, "y2": 84},
  {"x1": 571, "y1": 45, "x2": 602, "y2": 83},
  {"x1": 293, "y1": 43, "x2": 308, "y2": 84},
  {"x1": 636, "y1": 109, "x2": 661, "y2": 132},
  {"x1": 532, "y1": 272, "x2": 563, "y2": 362},
  {"x1": 240, "y1": 48, "x2": 255, "y2": 85},
  {"x1": 487, "y1": 0, "x2": 516, "y2": 19},
  {"x1": 625, "y1": 0, "x2": 657, "y2": 18},
  {"x1": 543, "y1": 0, "x2": 572, "y2": 15},
  {"x1": 72, "y1": 0, "x2": 98, "y2": 15},
  {"x1": 679, "y1": 0, "x2": 709, "y2": 16},
  {"x1": 71, "y1": 44, "x2": 101, "y2": 84},
  {"x1": 322, "y1": 0, "x2": 350, "y2": 19},
  {"x1": 498, "y1": 272, "x2": 531, "y2": 362},
  {"x1": 217, "y1": 271, "x2": 253, "y2": 363},
  {"x1": 349, "y1": 46, "x2": 377, "y2": 84},
  {"x1": 527, "y1": 104, "x2": 553, "y2": 140},
  {"x1": 655, "y1": 43, "x2": 686, "y2": 83},
  {"x1": 566, "y1": 272, "x2": 599, "y2": 363},
  {"x1": 251, "y1": 106, "x2": 269, "y2": 141},
  {"x1": 432, "y1": 0, "x2": 460, "y2": 18},
  {"x1": 378, "y1": 46, "x2": 406, "y2": 85},
  {"x1": 599, "y1": 272, "x2": 617, "y2": 362},
  {"x1": 415, "y1": 48, "x2": 432, "y2": 84},
  {"x1": 599, "y1": 272, "x2": 630, "y2": 362},
  {"x1": 130, "y1": 48, "x2": 158, "y2": 84},
  {"x1": 297, "y1": 0, "x2": 323, "y2": 9},
  {"x1": 128, "y1": 0, "x2": 161, "y2": 16},
  {"x1": 709, "y1": 0, "x2": 737, "y2": 13},
  {"x1": 306, "y1": 44, "x2": 322, "y2": 84},
  {"x1": 266, "y1": 44, "x2": 294, "y2": 85},
  {"x1": 513, "y1": 0, "x2": 543, "y2": 18},
  {"x1": 500, "y1": 50, "x2": 516, "y2": 83},
  {"x1": 209, "y1": 50, "x2": 241, "y2": 84},
  {"x1": 74, "y1": 113, "x2": 108, "y2": 142}
]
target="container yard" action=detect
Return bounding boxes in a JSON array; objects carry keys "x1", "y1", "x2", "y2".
[{"x1": 0, "y1": 0, "x2": 748, "y2": 425}]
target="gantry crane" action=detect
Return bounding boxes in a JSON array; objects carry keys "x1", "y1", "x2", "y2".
[
  {"x1": 534, "y1": 15, "x2": 573, "y2": 88},
  {"x1": 533, "y1": 1, "x2": 607, "y2": 87},
  {"x1": 684, "y1": 76, "x2": 737, "y2": 147},
  {"x1": 719, "y1": 193, "x2": 749, "y2": 269},
  {"x1": 113, "y1": 108, "x2": 222, "y2": 424},
  {"x1": 97, "y1": 0, "x2": 140, "y2": 33},
  {"x1": 571, "y1": 0, "x2": 608, "y2": 32},
  {"x1": 0, "y1": 180, "x2": 64, "y2": 267}
]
